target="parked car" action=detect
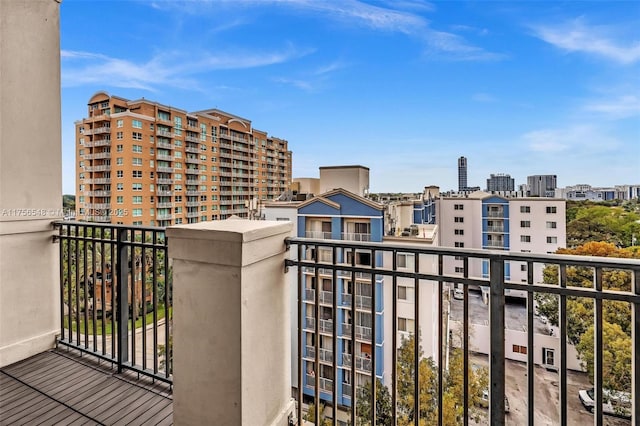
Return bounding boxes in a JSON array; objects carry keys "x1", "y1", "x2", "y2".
[
  {"x1": 478, "y1": 389, "x2": 510, "y2": 413},
  {"x1": 578, "y1": 388, "x2": 631, "y2": 419},
  {"x1": 453, "y1": 288, "x2": 464, "y2": 300}
]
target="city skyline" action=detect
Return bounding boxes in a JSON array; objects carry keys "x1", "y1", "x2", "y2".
[{"x1": 61, "y1": 0, "x2": 640, "y2": 194}]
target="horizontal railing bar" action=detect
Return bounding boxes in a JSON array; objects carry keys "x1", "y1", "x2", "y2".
[{"x1": 287, "y1": 237, "x2": 640, "y2": 270}]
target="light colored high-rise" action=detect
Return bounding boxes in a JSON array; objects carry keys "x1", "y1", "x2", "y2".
[
  {"x1": 486, "y1": 173, "x2": 515, "y2": 192},
  {"x1": 527, "y1": 174, "x2": 557, "y2": 197},
  {"x1": 75, "y1": 92, "x2": 292, "y2": 225}
]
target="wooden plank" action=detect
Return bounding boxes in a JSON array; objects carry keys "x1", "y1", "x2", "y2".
[
  {"x1": 137, "y1": 399, "x2": 174, "y2": 425},
  {"x1": 108, "y1": 391, "x2": 159, "y2": 425},
  {"x1": 3, "y1": 398, "x2": 60, "y2": 425}
]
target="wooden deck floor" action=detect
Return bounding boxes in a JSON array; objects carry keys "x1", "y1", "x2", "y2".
[{"x1": 0, "y1": 349, "x2": 172, "y2": 426}]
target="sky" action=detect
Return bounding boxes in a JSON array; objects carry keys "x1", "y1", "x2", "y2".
[{"x1": 60, "y1": 0, "x2": 640, "y2": 194}]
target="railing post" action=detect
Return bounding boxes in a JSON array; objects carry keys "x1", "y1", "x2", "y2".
[
  {"x1": 489, "y1": 256, "x2": 505, "y2": 424},
  {"x1": 116, "y1": 228, "x2": 129, "y2": 372},
  {"x1": 167, "y1": 220, "x2": 295, "y2": 426}
]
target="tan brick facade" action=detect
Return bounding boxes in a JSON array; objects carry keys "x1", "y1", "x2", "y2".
[{"x1": 76, "y1": 92, "x2": 292, "y2": 225}]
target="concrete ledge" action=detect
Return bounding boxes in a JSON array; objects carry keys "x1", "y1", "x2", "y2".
[{"x1": 0, "y1": 330, "x2": 58, "y2": 368}]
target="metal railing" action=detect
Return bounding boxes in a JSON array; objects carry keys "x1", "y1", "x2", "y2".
[
  {"x1": 53, "y1": 221, "x2": 172, "y2": 384},
  {"x1": 286, "y1": 237, "x2": 640, "y2": 425}
]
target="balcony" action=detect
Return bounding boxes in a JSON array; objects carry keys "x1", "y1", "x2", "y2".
[
  {"x1": 156, "y1": 190, "x2": 172, "y2": 196},
  {"x1": 84, "y1": 164, "x2": 111, "y2": 172},
  {"x1": 156, "y1": 129, "x2": 172, "y2": 137},
  {"x1": 306, "y1": 230, "x2": 333, "y2": 239},
  {"x1": 156, "y1": 178, "x2": 173, "y2": 184},
  {"x1": 156, "y1": 140, "x2": 173, "y2": 150},
  {"x1": 342, "y1": 232, "x2": 371, "y2": 242},
  {"x1": 184, "y1": 168, "x2": 201, "y2": 175},
  {"x1": 3, "y1": 221, "x2": 639, "y2": 426},
  {"x1": 185, "y1": 156, "x2": 200, "y2": 164},
  {"x1": 156, "y1": 153, "x2": 172, "y2": 161},
  {"x1": 486, "y1": 225, "x2": 505, "y2": 233},
  {"x1": 185, "y1": 145, "x2": 199, "y2": 153},
  {"x1": 85, "y1": 190, "x2": 111, "y2": 197},
  {"x1": 156, "y1": 202, "x2": 173, "y2": 208}
]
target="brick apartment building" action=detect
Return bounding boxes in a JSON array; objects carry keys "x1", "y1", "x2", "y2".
[{"x1": 75, "y1": 92, "x2": 292, "y2": 225}]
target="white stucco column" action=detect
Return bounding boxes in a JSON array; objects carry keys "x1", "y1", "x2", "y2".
[
  {"x1": 167, "y1": 220, "x2": 295, "y2": 426},
  {"x1": 0, "y1": 0, "x2": 63, "y2": 367}
]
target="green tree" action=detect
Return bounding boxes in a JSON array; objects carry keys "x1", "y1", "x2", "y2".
[
  {"x1": 535, "y1": 242, "x2": 635, "y2": 391},
  {"x1": 304, "y1": 402, "x2": 331, "y2": 426},
  {"x1": 355, "y1": 378, "x2": 393, "y2": 426}
]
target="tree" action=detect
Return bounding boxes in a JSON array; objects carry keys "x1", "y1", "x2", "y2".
[
  {"x1": 304, "y1": 402, "x2": 331, "y2": 426},
  {"x1": 565, "y1": 201, "x2": 640, "y2": 248},
  {"x1": 535, "y1": 242, "x2": 636, "y2": 391},
  {"x1": 576, "y1": 322, "x2": 632, "y2": 391},
  {"x1": 355, "y1": 378, "x2": 393, "y2": 426}
]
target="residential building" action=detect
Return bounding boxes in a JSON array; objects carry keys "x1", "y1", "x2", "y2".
[
  {"x1": 415, "y1": 191, "x2": 566, "y2": 297},
  {"x1": 486, "y1": 173, "x2": 515, "y2": 192},
  {"x1": 75, "y1": 92, "x2": 292, "y2": 225},
  {"x1": 527, "y1": 174, "x2": 557, "y2": 197}
]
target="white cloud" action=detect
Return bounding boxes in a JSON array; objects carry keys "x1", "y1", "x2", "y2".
[
  {"x1": 531, "y1": 18, "x2": 640, "y2": 64},
  {"x1": 472, "y1": 92, "x2": 497, "y2": 103},
  {"x1": 584, "y1": 95, "x2": 640, "y2": 119},
  {"x1": 61, "y1": 45, "x2": 311, "y2": 91},
  {"x1": 523, "y1": 125, "x2": 619, "y2": 153}
]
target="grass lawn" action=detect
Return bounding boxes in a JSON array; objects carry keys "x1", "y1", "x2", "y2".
[{"x1": 65, "y1": 305, "x2": 171, "y2": 335}]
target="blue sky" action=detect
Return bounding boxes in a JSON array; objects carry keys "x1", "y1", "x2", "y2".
[{"x1": 60, "y1": 0, "x2": 640, "y2": 194}]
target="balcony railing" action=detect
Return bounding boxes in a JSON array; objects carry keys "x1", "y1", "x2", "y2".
[
  {"x1": 342, "y1": 232, "x2": 372, "y2": 242},
  {"x1": 286, "y1": 237, "x2": 640, "y2": 425},
  {"x1": 306, "y1": 231, "x2": 332, "y2": 239},
  {"x1": 53, "y1": 221, "x2": 172, "y2": 384}
]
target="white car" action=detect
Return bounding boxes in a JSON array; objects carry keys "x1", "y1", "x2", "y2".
[
  {"x1": 578, "y1": 388, "x2": 631, "y2": 419},
  {"x1": 453, "y1": 288, "x2": 464, "y2": 300},
  {"x1": 479, "y1": 390, "x2": 510, "y2": 413}
]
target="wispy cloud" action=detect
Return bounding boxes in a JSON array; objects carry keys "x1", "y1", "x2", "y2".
[
  {"x1": 151, "y1": 0, "x2": 501, "y2": 62},
  {"x1": 584, "y1": 95, "x2": 640, "y2": 119},
  {"x1": 61, "y1": 45, "x2": 312, "y2": 91},
  {"x1": 523, "y1": 124, "x2": 619, "y2": 153},
  {"x1": 472, "y1": 92, "x2": 496, "y2": 103},
  {"x1": 530, "y1": 18, "x2": 640, "y2": 64}
]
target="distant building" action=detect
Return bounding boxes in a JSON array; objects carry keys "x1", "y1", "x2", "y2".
[
  {"x1": 458, "y1": 156, "x2": 468, "y2": 191},
  {"x1": 75, "y1": 92, "x2": 292, "y2": 226},
  {"x1": 527, "y1": 175, "x2": 557, "y2": 197},
  {"x1": 319, "y1": 165, "x2": 370, "y2": 197},
  {"x1": 555, "y1": 184, "x2": 640, "y2": 201},
  {"x1": 486, "y1": 173, "x2": 515, "y2": 192}
]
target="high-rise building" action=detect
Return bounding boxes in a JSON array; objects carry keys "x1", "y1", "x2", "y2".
[
  {"x1": 527, "y1": 175, "x2": 557, "y2": 197},
  {"x1": 486, "y1": 173, "x2": 515, "y2": 192},
  {"x1": 75, "y1": 92, "x2": 292, "y2": 225},
  {"x1": 458, "y1": 156, "x2": 467, "y2": 191}
]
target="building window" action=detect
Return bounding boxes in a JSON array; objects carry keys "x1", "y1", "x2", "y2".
[
  {"x1": 520, "y1": 206, "x2": 531, "y2": 213},
  {"x1": 132, "y1": 196, "x2": 142, "y2": 204},
  {"x1": 116, "y1": 157, "x2": 123, "y2": 165},
  {"x1": 132, "y1": 157, "x2": 142, "y2": 166},
  {"x1": 520, "y1": 235, "x2": 531, "y2": 243},
  {"x1": 520, "y1": 221, "x2": 531, "y2": 228},
  {"x1": 454, "y1": 204, "x2": 464, "y2": 210},
  {"x1": 520, "y1": 264, "x2": 527, "y2": 271},
  {"x1": 116, "y1": 119, "x2": 123, "y2": 128},
  {"x1": 116, "y1": 196, "x2": 123, "y2": 204},
  {"x1": 132, "y1": 170, "x2": 142, "y2": 178},
  {"x1": 132, "y1": 132, "x2": 143, "y2": 141},
  {"x1": 132, "y1": 208, "x2": 143, "y2": 217},
  {"x1": 546, "y1": 206, "x2": 557, "y2": 214},
  {"x1": 132, "y1": 119, "x2": 142, "y2": 129},
  {"x1": 454, "y1": 242, "x2": 464, "y2": 248},
  {"x1": 398, "y1": 286, "x2": 407, "y2": 300},
  {"x1": 132, "y1": 145, "x2": 142, "y2": 153},
  {"x1": 513, "y1": 345, "x2": 527, "y2": 354},
  {"x1": 116, "y1": 170, "x2": 123, "y2": 178},
  {"x1": 547, "y1": 236, "x2": 558, "y2": 244},
  {"x1": 116, "y1": 144, "x2": 123, "y2": 152},
  {"x1": 132, "y1": 183, "x2": 142, "y2": 191},
  {"x1": 117, "y1": 183, "x2": 123, "y2": 191},
  {"x1": 398, "y1": 317, "x2": 414, "y2": 333},
  {"x1": 454, "y1": 217, "x2": 464, "y2": 223},
  {"x1": 454, "y1": 229, "x2": 464, "y2": 235},
  {"x1": 546, "y1": 221, "x2": 557, "y2": 229},
  {"x1": 455, "y1": 266, "x2": 465, "y2": 273}
]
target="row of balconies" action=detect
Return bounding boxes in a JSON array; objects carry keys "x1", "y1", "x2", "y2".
[
  {"x1": 85, "y1": 126, "x2": 111, "y2": 135},
  {"x1": 84, "y1": 165, "x2": 111, "y2": 172},
  {"x1": 303, "y1": 289, "x2": 372, "y2": 310},
  {"x1": 303, "y1": 318, "x2": 373, "y2": 341},
  {"x1": 85, "y1": 190, "x2": 111, "y2": 197},
  {"x1": 304, "y1": 231, "x2": 372, "y2": 242},
  {"x1": 302, "y1": 347, "x2": 372, "y2": 373},
  {"x1": 83, "y1": 178, "x2": 111, "y2": 184},
  {"x1": 219, "y1": 133, "x2": 248, "y2": 143}
]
